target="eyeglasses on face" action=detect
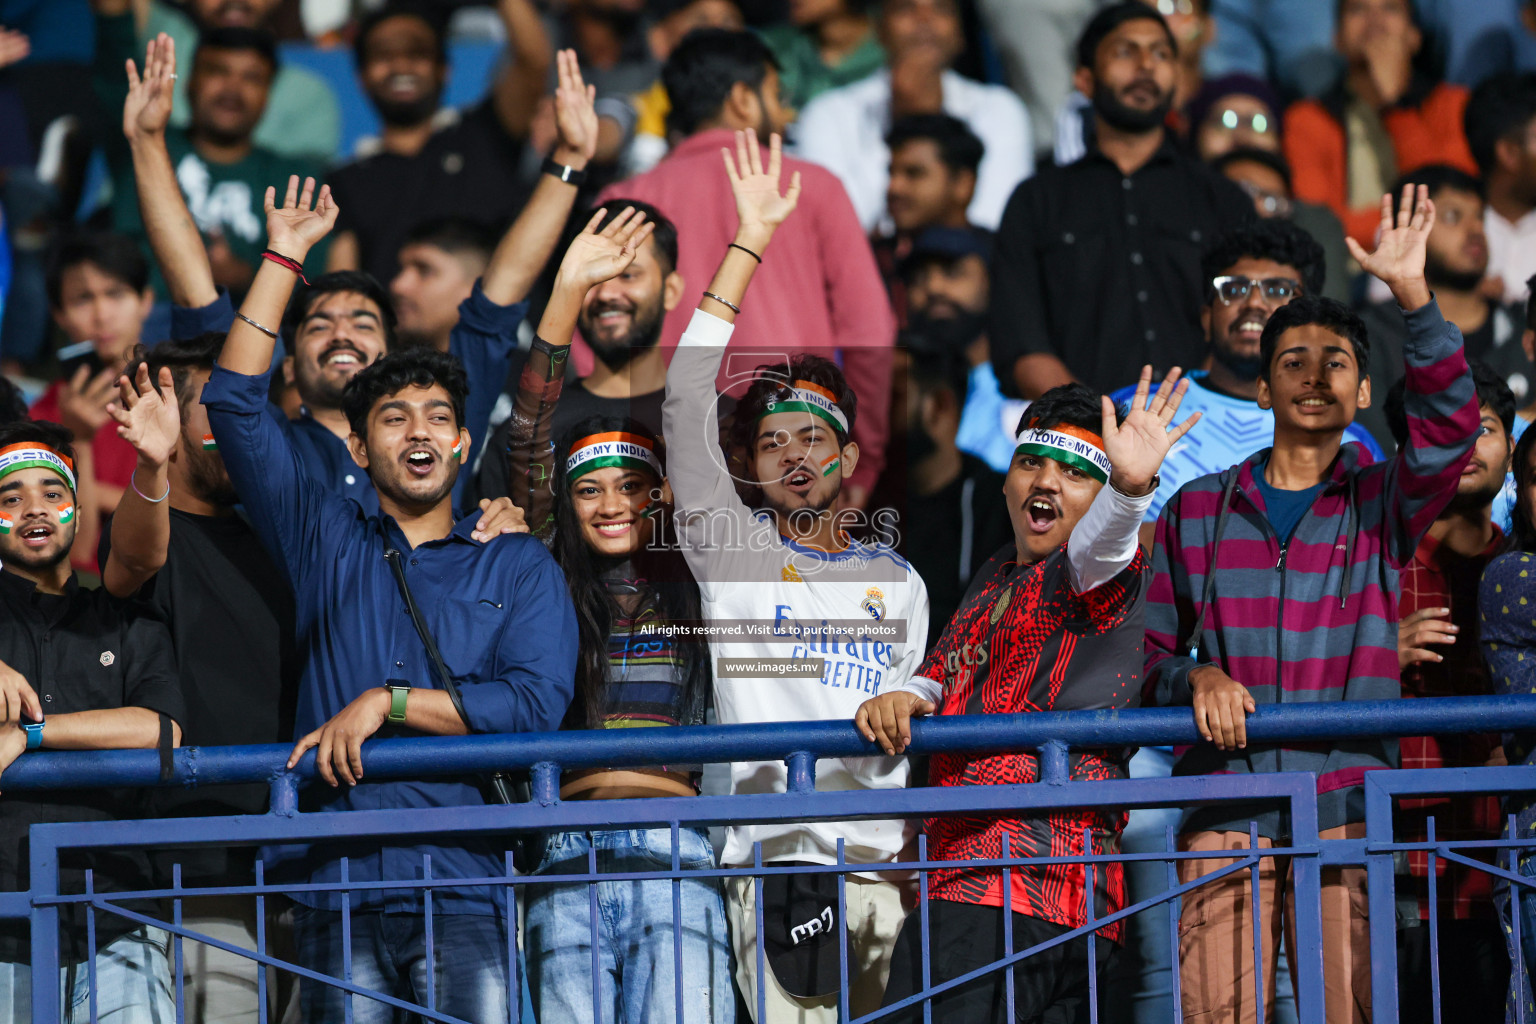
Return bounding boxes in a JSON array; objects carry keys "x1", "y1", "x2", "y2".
[
  {"x1": 1212, "y1": 275, "x2": 1302, "y2": 305},
  {"x1": 1212, "y1": 108, "x2": 1273, "y2": 134},
  {"x1": 1155, "y1": 0, "x2": 1196, "y2": 14}
]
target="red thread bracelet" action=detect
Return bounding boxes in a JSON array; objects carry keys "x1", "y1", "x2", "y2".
[{"x1": 262, "y1": 249, "x2": 309, "y2": 285}]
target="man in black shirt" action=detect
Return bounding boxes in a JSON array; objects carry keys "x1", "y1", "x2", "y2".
[
  {"x1": 99, "y1": 333, "x2": 299, "y2": 1020},
  {"x1": 1358, "y1": 165, "x2": 1536, "y2": 450},
  {"x1": 326, "y1": 0, "x2": 551, "y2": 284},
  {"x1": 0, "y1": 420, "x2": 185, "y2": 1021},
  {"x1": 989, "y1": 1, "x2": 1251, "y2": 399}
]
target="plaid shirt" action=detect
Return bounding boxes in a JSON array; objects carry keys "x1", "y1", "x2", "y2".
[{"x1": 1396, "y1": 529, "x2": 1503, "y2": 920}]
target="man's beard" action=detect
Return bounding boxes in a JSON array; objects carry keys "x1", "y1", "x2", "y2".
[
  {"x1": 1209, "y1": 321, "x2": 1265, "y2": 382},
  {"x1": 1448, "y1": 471, "x2": 1505, "y2": 512},
  {"x1": 764, "y1": 488, "x2": 839, "y2": 531},
  {"x1": 1426, "y1": 251, "x2": 1486, "y2": 294},
  {"x1": 581, "y1": 300, "x2": 665, "y2": 372},
  {"x1": 1093, "y1": 81, "x2": 1173, "y2": 134},
  {"x1": 1, "y1": 532, "x2": 73, "y2": 574},
  {"x1": 184, "y1": 447, "x2": 239, "y2": 508},
  {"x1": 907, "y1": 310, "x2": 986, "y2": 356},
  {"x1": 372, "y1": 89, "x2": 442, "y2": 128}
]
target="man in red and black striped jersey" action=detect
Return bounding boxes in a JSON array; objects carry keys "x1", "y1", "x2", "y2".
[{"x1": 856, "y1": 369, "x2": 1198, "y2": 1023}]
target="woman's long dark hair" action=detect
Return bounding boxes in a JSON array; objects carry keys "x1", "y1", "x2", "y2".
[
  {"x1": 1506, "y1": 425, "x2": 1536, "y2": 554},
  {"x1": 551, "y1": 416, "x2": 709, "y2": 731}
]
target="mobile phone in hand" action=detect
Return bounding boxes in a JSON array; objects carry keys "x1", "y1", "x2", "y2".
[{"x1": 57, "y1": 340, "x2": 105, "y2": 382}]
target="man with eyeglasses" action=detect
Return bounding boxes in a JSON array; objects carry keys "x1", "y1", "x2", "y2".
[
  {"x1": 1111, "y1": 219, "x2": 1383, "y2": 546},
  {"x1": 1356, "y1": 165, "x2": 1536, "y2": 450}
]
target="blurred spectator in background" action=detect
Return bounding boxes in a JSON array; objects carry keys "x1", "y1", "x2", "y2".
[
  {"x1": 1211, "y1": 147, "x2": 1352, "y2": 303},
  {"x1": 972, "y1": 0, "x2": 1099, "y2": 154},
  {"x1": 1283, "y1": 0, "x2": 1477, "y2": 249},
  {"x1": 92, "y1": 0, "x2": 340, "y2": 162},
  {"x1": 103, "y1": 28, "x2": 325, "y2": 300},
  {"x1": 1465, "y1": 73, "x2": 1536, "y2": 307},
  {"x1": 596, "y1": 30, "x2": 895, "y2": 505},
  {"x1": 1420, "y1": 0, "x2": 1536, "y2": 88},
  {"x1": 991, "y1": 2, "x2": 1251, "y2": 399},
  {"x1": 796, "y1": 0, "x2": 1031, "y2": 232},
  {"x1": 761, "y1": 0, "x2": 883, "y2": 111},
  {"x1": 1187, "y1": 72, "x2": 1279, "y2": 160},
  {"x1": 552, "y1": 0, "x2": 659, "y2": 170},
  {"x1": 1384, "y1": 363, "x2": 1514, "y2": 1024},
  {"x1": 1203, "y1": 0, "x2": 1337, "y2": 100},
  {"x1": 390, "y1": 217, "x2": 498, "y2": 353},
  {"x1": 326, "y1": 0, "x2": 549, "y2": 285},
  {"x1": 1359, "y1": 166, "x2": 1536, "y2": 449},
  {"x1": 31, "y1": 233, "x2": 154, "y2": 537},
  {"x1": 626, "y1": 0, "x2": 745, "y2": 174},
  {"x1": 874, "y1": 113, "x2": 981, "y2": 313}
]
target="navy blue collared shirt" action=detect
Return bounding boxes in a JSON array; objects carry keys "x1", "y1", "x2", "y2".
[
  {"x1": 202, "y1": 358, "x2": 575, "y2": 915},
  {"x1": 189, "y1": 282, "x2": 525, "y2": 517}
]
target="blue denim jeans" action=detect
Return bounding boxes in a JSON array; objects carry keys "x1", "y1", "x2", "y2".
[
  {"x1": 526, "y1": 827, "x2": 734, "y2": 1024},
  {"x1": 0, "y1": 926, "x2": 174, "y2": 1024},
  {"x1": 292, "y1": 907, "x2": 510, "y2": 1024}
]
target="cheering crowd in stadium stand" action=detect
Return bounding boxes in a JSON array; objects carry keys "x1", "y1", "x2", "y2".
[{"x1": 3, "y1": 0, "x2": 1536, "y2": 1021}]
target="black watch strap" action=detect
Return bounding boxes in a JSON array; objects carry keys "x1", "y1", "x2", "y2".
[{"x1": 542, "y1": 157, "x2": 587, "y2": 186}]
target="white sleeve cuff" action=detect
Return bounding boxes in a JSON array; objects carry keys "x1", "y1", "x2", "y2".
[
  {"x1": 676, "y1": 307, "x2": 734, "y2": 349},
  {"x1": 1066, "y1": 481, "x2": 1155, "y2": 593}
]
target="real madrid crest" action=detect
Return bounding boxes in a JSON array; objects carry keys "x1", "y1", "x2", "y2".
[
  {"x1": 990, "y1": 585, "x2": 1012, "y2": 625},
  {"x1": 861, "y1": 586, "x2": 886, "y2": 622}
]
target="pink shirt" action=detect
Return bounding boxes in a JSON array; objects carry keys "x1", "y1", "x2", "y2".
[{"x1": 595, "y1": 128, "x2": 895, "y2": 492}]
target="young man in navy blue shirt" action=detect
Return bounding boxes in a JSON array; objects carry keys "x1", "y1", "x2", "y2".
[{"x1": 201, "y1": 174, "x2": 577, "y2": 1022}]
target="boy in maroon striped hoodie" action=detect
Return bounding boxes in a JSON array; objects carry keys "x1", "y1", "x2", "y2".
[{"x1": 1144, "y1": 184, "x2": 1481, "y2": 1024}]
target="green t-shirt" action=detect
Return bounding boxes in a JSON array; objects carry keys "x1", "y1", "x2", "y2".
[{"x1": 759, "y1": 24, "x2": 886, "y2": 112}]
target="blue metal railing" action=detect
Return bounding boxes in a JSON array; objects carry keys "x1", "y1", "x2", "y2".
[{"x1": 7, "y1": 695, "x2": 1536, "y2": 1024}]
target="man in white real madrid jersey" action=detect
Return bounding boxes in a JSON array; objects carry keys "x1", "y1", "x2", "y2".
[{"x1": 662, "y1": 129, "x2": 931, "y2": 1023}]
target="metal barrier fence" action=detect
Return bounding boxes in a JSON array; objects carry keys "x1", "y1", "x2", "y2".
[{"x1": 5, "y1": 694, "x2": 1536, "y2": 1024}]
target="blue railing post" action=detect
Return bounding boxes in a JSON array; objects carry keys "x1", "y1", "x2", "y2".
[
  {"x1": 785, "y1": 751, "x2": 816, "y2": 793},
  {"x1": 530, "y1": 761, "x2": 560, "y2": 805},
  {"x1": 269, "y1": 772, "x2": 298, "y2": 817},
  {"x1": 28, "y1": 834, "x2": 61, "y2": 1024},
  {"x1": 1288, "y1": 784, "x2": 1327, "y2": 1024},
  {"x1": 1366, "y1": 771, "x2": 1401, "y2": 1024}
]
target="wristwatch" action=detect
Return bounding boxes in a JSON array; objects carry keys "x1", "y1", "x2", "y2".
[
  {"x1": 23, "y1": 721, "x2": 43, "y2": 751},
  {"x1": 385, "y1": 680, "x2": 411, "y2": 724},
  {"x1": 541, "y1": 156, "x2": 587, "y2": 186}
]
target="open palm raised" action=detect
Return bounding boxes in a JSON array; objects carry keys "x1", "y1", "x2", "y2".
[
  {"x1": 263, "y1": 175, "x2": 338, "y2": 260},
  {"x1": 722, "y1": 129, "x2": 802, "y2": 235},
  {"x1": 1101, "y1": 365, "x2": 1201, "y2": 493},
  {"x1": 556, "y1": 205, "x2": 655, "y2": 292},
  {"x1": 1345, "y1": 183, "x2": 1434, "y2": 290}
]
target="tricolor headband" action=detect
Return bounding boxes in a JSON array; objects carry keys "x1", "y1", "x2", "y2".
[
  {"x1": 760, "y1": 380, "x2": 849, "y2": 435},
  {"x1": 565, "y1": 431, "x2": 663, "y2": 481},
  {"x1": 1013, "y1": 422, "x2": 1111, "y2": 484},
  {"x1": 0, "y1": 443, "x2": 76, "y2": 493}
]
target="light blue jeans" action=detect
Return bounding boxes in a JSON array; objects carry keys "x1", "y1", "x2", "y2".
[
  {"x1": 0, "y1": 926, "x2": 174, "y2": 1024},
  {"x1": 526, "y1": 827, "x2": 734, "y2": 1024}
]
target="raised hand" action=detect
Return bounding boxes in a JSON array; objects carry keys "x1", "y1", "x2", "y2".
[
  {"x1": 0, "y1": 27, "x2": 29, "y2": 71},
  {"x1": 551, "y1": 49, "x2": 598, "y2": 167},
  {"x1": 108, "y1": 364, "x2": 181, "y2": 470},
  {"x1": 554, "y1": 205, "x2": 654, "y2": 292},
  {"x1": 263, "y1": 175, "x2": 338, "y2": 262},
  {"x1": 722, "y1": 129, "x2": 802, "y2": 244},
  {"x1": 57, "y1": 364, "x2": 121, "y2": 441},
  {"x1": 1346, "y1": 184, "x2": 1434, "y2": 309},
  {"x1": 124, "y1": 33, "x2": 176, "y2": 141},
  {"x1": 1101, "y1": 365, "x2": 1201, "y2": 494}
]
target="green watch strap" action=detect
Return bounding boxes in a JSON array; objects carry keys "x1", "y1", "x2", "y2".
[{"x1": 387, "y1": 684, "x2": 410, "y2": 723}]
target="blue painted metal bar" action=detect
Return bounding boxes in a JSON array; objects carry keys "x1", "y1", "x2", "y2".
[
  {"x1": 3, "y1": 696, "x2": 1534, "y2": 794},
  {"x1": 28, "y1": 825, "x2": 61, "y2": 1024},
  {"x1": 1286, "y1": 784, "x2": 1327, "y2": 1024}
]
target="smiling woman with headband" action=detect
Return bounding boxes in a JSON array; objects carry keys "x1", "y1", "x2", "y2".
[{"x1": 499, "y1": 206, "x2": 730, "y2": 1024}]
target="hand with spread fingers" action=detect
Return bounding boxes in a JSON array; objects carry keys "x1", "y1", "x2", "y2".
[
  {"x1": 124, "y1": 32, "x2": 176, "y2": 142},
  {"x1": 553, "y1": 205, "x2": 654, "y2": 293},
  {"x1": 1101, "y1": 364, "x2": 1202, "y2": 496},
  {"x1": 1345, "y1": 183, "x2": 1434, "y2": 310},
  {"x1": 108, "y1": 364, "x2": 181, "y2": 470},
  {"x1": 722, "y1": 128, "x2": 802, "y2": 248},
  {"x1": 263, "y1": 175, "x2": 338, "y2": 264}
]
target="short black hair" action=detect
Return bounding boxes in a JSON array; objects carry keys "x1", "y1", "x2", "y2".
[
  {"x1": 284, "y1": 270, "x2": 397, "y2": 350},
  {"x1": 662, "y1": 28, "x2": 778, "y2": 138},
  {"x1": 886, "y1": 114, "x2": 985, "y2": 176},
  {"x1": 1015, "y1": 383, "x2": 1120, "y2": 438},
  {"x1": 45, "y1": 233, "x2": 149, "y2": 310},
  {"x1": 341, "y1": 347, "x2": 468, "y2": 439},
  {"x1": 1258, "y1": 294, "x2": 1369, "y2": 382},
  {"x1": 354, "y1": 2, "x2": 447, "y2": 68},
  {"x1": 1391, "y1": 163, "x2": 1483, "y2": 203},
  {"x1": 401, "y1": 217, "x2": 500, "y2": 268},
  {"x1": 195, "y1": 26, "x2": 279, "y2": 74},
  {"x1": 1211, "y1": 145, "x2": 1294, "y2": 192},
  {"x1": 1076, "y1": 1, "x2": 1177, "y2": 69},
  {"x1": 1201, "y1": 219, "x2": 1326, "y2": 300},
  {"x1": 1384, "y1": 360, "x2": 1515, "y2": 447},
  {"x1": 0, "y1": 420, "x2": 75, "y2": 468},
  {"x1": 589, "y1": 199, "x2": 680, "y2": 276},
  {"x1": 1465, "y1": 72, "x2": 1536, "y2": 177},
  {"x1": 732, "y1": 354, "x2": 858, "y2": 454},
  {"x1": 122, "y1": 333, "x2": 226, "y2": 411}
]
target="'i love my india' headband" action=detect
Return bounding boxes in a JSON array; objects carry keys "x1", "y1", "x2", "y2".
[
  {"x1": 566, "y1": 431, "x2": 663, "y2": 481},
  {"x1": 759, "y1": 380, "x2": 849, "y2": 435},
  {"x1": 1013, "y1": 423, "x2": 1111, "y2": 484}
]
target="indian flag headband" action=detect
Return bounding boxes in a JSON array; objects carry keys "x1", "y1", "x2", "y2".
[
  {"x1": 565, "y1": 431, "x2": 663, "y2": 482},
  {"x1": 0, "y1": 444, "x2": 76, "y2": 493},
  {"x1": 1013, "y1": 422, "x2": 1111, "y2": 485},
  {"x1": 760, "y1": 380, "x2": 849, "y2": 435}
]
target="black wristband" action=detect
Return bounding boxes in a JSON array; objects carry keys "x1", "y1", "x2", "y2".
[
  {"x1": 729, "y1": 242, "x2": 762, "y2": 263},
  {"x1": 542, "y1": 157, "x2": 587, "y2": 186}
]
